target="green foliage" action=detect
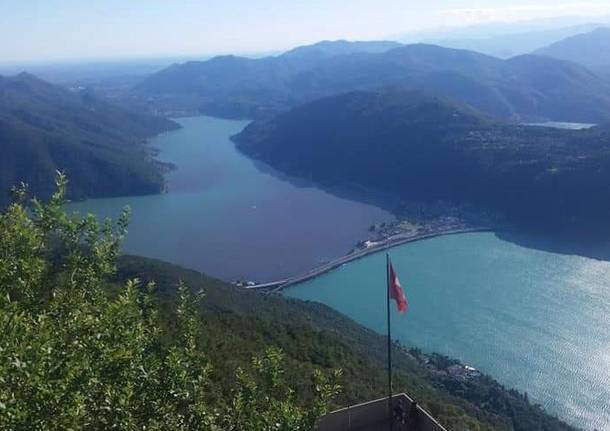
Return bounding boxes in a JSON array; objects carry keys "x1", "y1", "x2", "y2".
[
  {"x1": 0, "y1": 73, "x2": 178, "y2": 207},
  {"x1": 235, "y1": 88, "x2": 610, "y2": 234},
  {"x1": 0, "y1": 174, "x2": 339, "y2": 430},
  {"x1": 116, "y1": 257, "x2": 578, "y2": 431},
  {"x1": 0, "y1": 175, "x2": 577, "y2": 431},
  {"x1": 222, "y1": 349, "x2": 341, "y2": 431}
]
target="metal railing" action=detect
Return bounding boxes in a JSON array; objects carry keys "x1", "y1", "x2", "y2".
[{"x1": 317, "y1": 393, "x2": 447, "y2": 431}]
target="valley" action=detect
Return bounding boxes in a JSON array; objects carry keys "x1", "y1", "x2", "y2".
[
  {"x1": 69, "y1": 114, "x2": 610, "y2": 429},
  {"x1": 67, "y1": 116, "x2": 393, "y2": 282},
  {"x1": 4, "y1": 15, "x2": 610, "y2": 429}
]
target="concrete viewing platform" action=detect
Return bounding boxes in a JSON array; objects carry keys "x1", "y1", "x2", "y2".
[{"x1": 317, "y1": 393, "x2": 447, "y2": 431}]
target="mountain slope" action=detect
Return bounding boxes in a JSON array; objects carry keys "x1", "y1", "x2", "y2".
[
  {"x1": 535, "y1": 27, "x2": 610, "y2": 68},
  {"x1": 116, "y1": 254, "x2": 577, "y2": 431},
  {"x1": 287, "y1": 44, "x2": 610, "y2": 122},
  {"x1": 136, "y1": 42, "x2": 610, "y2": 123},
  {"x1": 0, "y1": 73, "x2": 178, "y2": 205},
  {"x1": 234, "y1": 90, "x2": 610, "y2": 234},
  {"x1": 141, "y1": 40, "x2": 403, "y2": 94},
  {"x1": 281, "y1": 39, "x2": 402, "y2": 59},
  {"x1": 136, "y1": 40, "x2": 403, "y2": 118},
  {"x1": 426, "y1": 22, "x2": 605, "y2": 58}
]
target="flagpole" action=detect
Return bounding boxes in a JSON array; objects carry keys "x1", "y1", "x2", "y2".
[{"x1": 386, "y1": 253, "x2": 393, "y2": 430}]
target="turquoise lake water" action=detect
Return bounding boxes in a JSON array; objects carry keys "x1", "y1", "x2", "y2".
[
  {"x1": 67, "y1": 116, "x2": 393, "y2": 282},
  {"x1": 69, "y1": 115, "x2": 610, "y2": 429},
  {"x1": 286, "y1": 232, "x2": 610, "y2": 430}
]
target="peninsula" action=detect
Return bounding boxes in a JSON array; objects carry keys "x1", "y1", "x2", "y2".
[{"x1": 234, "y1": 89, "x2": 610, "y2": 237}]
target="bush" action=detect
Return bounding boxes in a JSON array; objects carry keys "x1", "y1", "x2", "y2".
[{"x1": 0, "y1": 173, "x2": 340, "y2": 430}]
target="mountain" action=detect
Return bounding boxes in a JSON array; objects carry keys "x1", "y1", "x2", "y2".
[
  {"x1": 404, "y1": 15, "x2": 610, "y2": 42},
  {"x1": 234, "y1": 89, "x2": 610, "y2": 234},
  {"x1": 0, "y1": 58, "x2": 175, "y2": 84},
  {"x1": 135, "y1": 40, "x2": 403, "y2": 119},
  {"x1": 535, "y1": 27, "x2": 610, "y2": 70},
  {"x1": 416, "y1": 23, "x2": 605, "y2": 58},
  {"x1": 116, "y1": 254, "x2": 577, "y2": 431},
  {"x1": 281, "y1": 39, "x2": 403, "y2": 59},
  {"x1": 136, "y1": 42, "x2": 610, "y2": 123},
  {"x1": 291, "y1": 44, "x2": 610, "y2": 122},
  {"x1": 0, "y1": 73, "x2": 178, "y2": 206}
]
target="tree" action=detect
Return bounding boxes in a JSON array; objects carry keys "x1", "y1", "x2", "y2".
[
  {"x1": 0, "y1": 173, "x2": 339, "y2": 430},
  {"x1": 222, "y1": 348, "x2": 341, "y2": 431}
]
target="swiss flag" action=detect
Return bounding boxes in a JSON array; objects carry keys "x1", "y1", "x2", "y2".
[{"x1": 389, "y1": 262, "x2": 408, "y2": 313}]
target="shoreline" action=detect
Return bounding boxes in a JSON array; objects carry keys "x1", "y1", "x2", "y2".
[{"x1": 245, "y1": 226, "x2": 492, "y2": 291}]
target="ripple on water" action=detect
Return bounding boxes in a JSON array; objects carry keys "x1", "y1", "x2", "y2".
[{"x1": 285, "y1": 232, "x2": 610, "y2": 430}]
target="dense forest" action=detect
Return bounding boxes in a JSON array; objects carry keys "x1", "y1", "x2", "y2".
[
  {"x1": 0, "y1": 73, "x2": 178, "y2": 207},
  {"x1": 0, "y1": 175, "x2": 577, "y2": 430},
  {"x1": 234, "y1": 89, "x2": 610, "y2": 235},
  {"x1": 136, "y1": 41, "x2": 610, "y2": 123}
]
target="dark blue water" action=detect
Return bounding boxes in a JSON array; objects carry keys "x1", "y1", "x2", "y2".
[
  {"x1": 286, "y1": 232, "x2": 610, "y2": 430},
  {"x1": 67, "y1": 116, "x2": 393, "y2": 282}
]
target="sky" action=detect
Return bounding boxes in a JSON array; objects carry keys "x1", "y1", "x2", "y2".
[{"x1": 1, "y1": 0, "x2": 610, "y2": 63}]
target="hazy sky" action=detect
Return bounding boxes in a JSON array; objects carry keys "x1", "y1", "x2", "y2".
[{"x1": 1, "y1": 0, "x2": 610, "y2": 63}]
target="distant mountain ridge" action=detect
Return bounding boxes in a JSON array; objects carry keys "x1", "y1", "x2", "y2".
[
  {"x1": 135, "y1": 40, "x2": 404, "y2": 118},
  {"x1": 137, "y1": 40, "x2": 403, "y2": 96},
  {"x1": 535, "y1": 27, "x2": 610, "y2": 69},
  {"x1": 0, "y1": 73, "x2": 178, "y2": 205},
  {"x1": 136, "y1": 40, "x2": 610, "y2": 123},
  {"x1": 421, "y1": 22, "x2": 605, "y2": 58},
  {"x1": 281, "y1": 39, "x2": 403, "y2": 59},
  {"x1": 234, "y1": 89, "x2": 610, "y2": 234}
]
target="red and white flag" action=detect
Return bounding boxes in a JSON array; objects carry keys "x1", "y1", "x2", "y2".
[{"x1": 388, "y1": 261, "x2": 408, "y2": 313}]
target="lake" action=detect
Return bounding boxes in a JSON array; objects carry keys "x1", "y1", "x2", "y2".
[
  {"x1": 70, "y1": 115, "x2": 610, "y2": 429},
  {"x1": 286, "y1": 232, "x2": 610, "y2": 430},
  {"x1": 67, "y1": 116, "x2": 393, "y2": 282}
]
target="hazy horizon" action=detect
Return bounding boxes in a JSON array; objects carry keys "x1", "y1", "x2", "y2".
[{"x1": 2, "y1": 0, "x2": 610, "y2": 64}]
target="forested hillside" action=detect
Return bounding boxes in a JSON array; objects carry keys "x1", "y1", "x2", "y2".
[
  {"x1": 234, "y1": 89, "x2": 610, "y2": 234},
  {"x1": 0, "y1": 73, "x2": 178, "y2": 206},
  {"x1": 136, "y1": 41, "x2": 610, "y2": 123},
  {"x1": 0, "y1": 176, "x2": 576, "y2": 430}
]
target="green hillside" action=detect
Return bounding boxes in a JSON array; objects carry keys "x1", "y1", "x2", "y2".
[
  {"x1": 117, "y1": 255, "x2": 577, "y2": 431},
  {"x1": 0, "y1": 73, "x2": 178, "y2": 206},
  {"x1": 234, "y1": 89, "x2": 610, "y2": 235},
  {"x1": 0, "y1": 177, "x2": 576, "y2": 430},
  {"x1": 135, "y1": 42, "x2": 610, "y2": 123}
]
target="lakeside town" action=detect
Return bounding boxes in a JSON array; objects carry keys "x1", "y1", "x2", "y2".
[{"x1": 353, "y1": 216, "x2": 471, "y2": 253}]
